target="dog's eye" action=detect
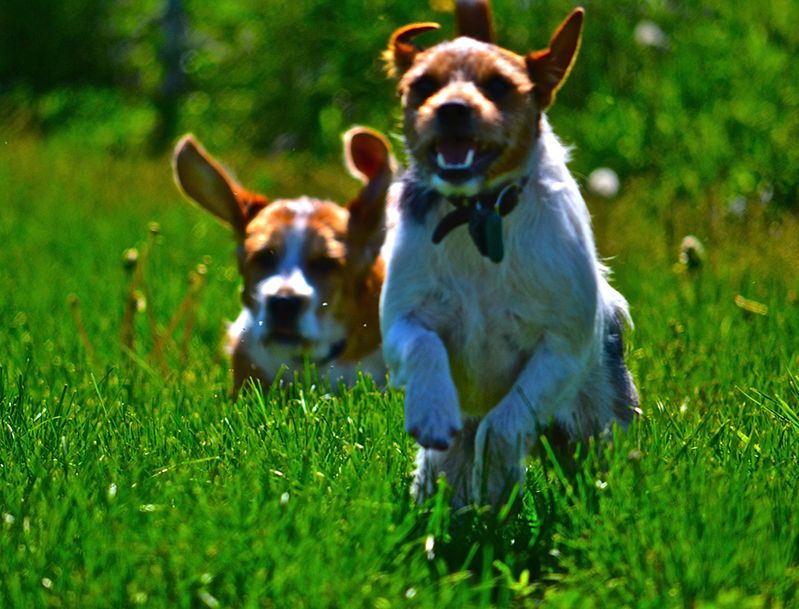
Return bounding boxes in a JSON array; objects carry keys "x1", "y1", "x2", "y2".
[
  {"x1": 307, "y1": 256, "x2": 340, "y2": 274},
  {"x1": 409, "y1": 75, "x2": 440, "y2": 102},
  {"x1": 252, "y1": 249, "x2": 278, "y2": 272},
  {"x1": 481, "y1": 75, "x2": 513, "y2": 101}
]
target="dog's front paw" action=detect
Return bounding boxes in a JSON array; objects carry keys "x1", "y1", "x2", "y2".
[
  {"x1": 472, "y1": 411, "x2": 534, "y2": 507},
  {"x1": 404, "y1": 377, "x2": 462, "y2": 450}
]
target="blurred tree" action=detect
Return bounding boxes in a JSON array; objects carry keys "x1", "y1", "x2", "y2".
[{"x1": 150, "y1": 0, "x2": 188, "y2": 151}]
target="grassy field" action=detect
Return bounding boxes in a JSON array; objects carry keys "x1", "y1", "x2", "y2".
[{"x1": 1, "y1": 133, "x2": 799, "y2": 609}]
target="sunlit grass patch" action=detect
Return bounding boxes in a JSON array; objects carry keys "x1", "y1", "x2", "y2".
[{"x1": 1, "y1": 136, "x2": 798, "y2": 608}]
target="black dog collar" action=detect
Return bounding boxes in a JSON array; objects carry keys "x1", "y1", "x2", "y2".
[{"x1": 432, "y1": 178, "x2": 527, "y2": 263}]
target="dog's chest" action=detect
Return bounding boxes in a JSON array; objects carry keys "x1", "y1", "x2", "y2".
[
  {"x1": 420, "y1": 223, "x2": 552, "y2": 415},
  {"x1": 388, "y1": 169, "x2": 598, "y2": 416}
]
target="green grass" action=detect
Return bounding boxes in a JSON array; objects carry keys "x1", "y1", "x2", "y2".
[{"x1": 1, "y1": 135, "x2": 799, "y2": 608}]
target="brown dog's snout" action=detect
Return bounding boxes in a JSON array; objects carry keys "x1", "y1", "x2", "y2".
[
  {"x1": 436, "y1": 100, "x2": 473, "y2": 136},
  {"x1": 267, "y1": 294, "x2": 309, "y2": 328}
]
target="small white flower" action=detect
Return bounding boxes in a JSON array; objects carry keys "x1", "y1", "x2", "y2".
[
  {"x1": 424, "y1": 534, "x2": 435, "y2": 560},
  {"x1": 587, "y1": 167, "x2": 620, "y2": 198},
  {"x1": 727, "y1": 196, "x2": 747, "y2": 217},
  {"x1": 635, "y1": 20, "x2": 669, "y2": 50},
  {"x1": 679, "y1": 235, "x2": 705, "y2": 270}
]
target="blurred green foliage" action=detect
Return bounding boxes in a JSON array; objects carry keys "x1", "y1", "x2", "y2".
[{"x1": 1, "y1": 0, "x2": 798, "y2": 206}]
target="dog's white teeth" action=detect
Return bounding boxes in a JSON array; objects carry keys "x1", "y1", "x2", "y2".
[
  {"x1": 463, "y1": 148, "x2": 475, "y2": 168},
  {"x1": 437, "y1": 148, "x2": 475, "y2": 170}
]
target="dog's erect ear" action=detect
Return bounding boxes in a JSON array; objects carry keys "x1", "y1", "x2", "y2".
[
  {"x1": 343, "y1": 127, "x2": 394, "y2": 265},
  {"x1": 456, "y1": 0, "x2": 494, "y2": 43},
  {"x1": 384, "y1": 22, "x2": 441, "y2": 78},
  {"x1": 345, "y1": 127, "x2": 393, "y2": 185},
  {"x1": 525, "y1": 7, "x2": 584, "y2": 109},
  {"x1": 172, "y1": 134, "x2": 267, "y2": 236}
]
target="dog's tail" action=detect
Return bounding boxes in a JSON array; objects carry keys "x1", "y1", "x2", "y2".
[{"x1": 456, "y1": 0, "x2": 494, "y2": 43}]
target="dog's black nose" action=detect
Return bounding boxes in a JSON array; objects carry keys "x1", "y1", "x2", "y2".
[
  {"x1": 436, "y1": 101, "x2": 473, "y2": 134},
  {"x1": 267, "y1": 294, "x2": 306, "y2": 325}
]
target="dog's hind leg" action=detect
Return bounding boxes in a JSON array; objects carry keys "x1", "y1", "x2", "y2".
[
  {"x1": 564, "y1": 311, "x2": 640, "y2": 439},
  {"x1": 605, "y1": 312, "x2": 639, "y2": 425}
]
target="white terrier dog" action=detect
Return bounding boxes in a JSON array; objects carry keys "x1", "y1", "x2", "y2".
[{"x1": 380, "y1": 0, "x2": 638, "y2": 507}]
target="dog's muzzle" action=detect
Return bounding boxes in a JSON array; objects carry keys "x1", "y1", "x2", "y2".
[{"x1": 264, "y1": 293, "x2": 309, "y2": 344}]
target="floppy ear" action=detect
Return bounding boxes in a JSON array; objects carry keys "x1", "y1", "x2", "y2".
[
  {"x1": 383, "y1": 22, "x2": 441, "y2": 78},
  {"x1": 525, "y1": 7, "x2": 584, "y2": 109},
  {"x1": 343, "y1": 127, "x2": 394, "y2": 265},
  {"x1": 172, "y1": 134, "x2": 267, "y2": 236},
  {"x1": 456, "y1": 0, "x2": 494, "y2": 43}
]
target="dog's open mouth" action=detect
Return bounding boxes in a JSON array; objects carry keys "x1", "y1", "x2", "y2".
[{"x1": 428, "y1": 139, "x2": 500, "y2": 183}]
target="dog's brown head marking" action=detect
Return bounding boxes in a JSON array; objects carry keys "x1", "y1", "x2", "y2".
[
  {"x1": 385, "y1": 2, "x2": 584, "y2": 193},
  {"x1": 172, "y1": 129, "x2": 392, "y2": 276},
  {"x1": 383, "y1": 0, "x2": 495, "y2": 77}
]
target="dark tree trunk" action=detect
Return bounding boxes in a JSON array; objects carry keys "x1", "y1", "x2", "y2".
[{"x1": 150, "y1": 0, "x2": 187, "y2": 152}]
